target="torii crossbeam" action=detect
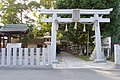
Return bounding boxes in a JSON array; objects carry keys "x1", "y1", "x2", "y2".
[{"x1": 40, "y1": 8, "x2": 113, "y2": 62}]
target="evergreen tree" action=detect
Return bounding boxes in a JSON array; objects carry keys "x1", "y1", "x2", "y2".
[{"x1": 55, "y1": 0, "x2": 120, "y2": 43}]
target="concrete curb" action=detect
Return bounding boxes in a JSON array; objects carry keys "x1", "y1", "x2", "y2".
[{"x1": 0, "y1": 65, "x2": 53, "y2": 70}]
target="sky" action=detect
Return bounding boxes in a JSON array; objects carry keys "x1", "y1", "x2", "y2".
[
  {"x1": 29, "y1": 0, "x2": 40, "y2": 3},
  {"x1": 16, "y1": 0, "x2": 40, "y2": 3}
]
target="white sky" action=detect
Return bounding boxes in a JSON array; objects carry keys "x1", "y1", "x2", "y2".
[
  {"x1": 16, "y1": 0, "x2": 40, "y2": 3},
  {"x1": 29, "y1": 0, "x2": 40, "y2": 3}
]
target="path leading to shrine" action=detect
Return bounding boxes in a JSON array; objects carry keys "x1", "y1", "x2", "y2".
[{"x1": 53, "y1": 51, "x2": 115, "y2": 69}]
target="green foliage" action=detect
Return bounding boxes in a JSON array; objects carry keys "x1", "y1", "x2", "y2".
[
  {"x1": 55, "y1": 0, "x2": 120, "y2": 43},
  {"x1": 40, "y1": 0, "x2": 55, "y2": 9},
  {"x1": 79, "y1": 56, "x2": 91, "y2": 61},
  {"x1": 0, "y1": 0, "x2": 54, "y2": 45},
  {"x1": 1, "y1": 0, "x2": 120, "y2": 45},
  {"x1": 107, "y1": 56, "x2": 114, "y2": 62}
]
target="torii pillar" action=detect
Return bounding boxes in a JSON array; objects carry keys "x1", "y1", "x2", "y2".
[
  {"x1": 94, "y1": 14, "x2": 105, "y2": 62},
  {"x1": 51, "y1": 13, "x2": 58, "y2": 62}
]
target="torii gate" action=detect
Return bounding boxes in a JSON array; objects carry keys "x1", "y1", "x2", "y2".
[{"x1": 40, "y1": 8, "x2": 113, "y2": 62}]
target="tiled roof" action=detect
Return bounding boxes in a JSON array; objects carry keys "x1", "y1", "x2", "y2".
[{"x1": 0, "y1": 24, "x2": 29, "y2": 33}]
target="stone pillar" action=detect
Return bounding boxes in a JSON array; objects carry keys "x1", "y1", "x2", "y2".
[
  {"x1": 51, "y1": 13, "x2": 58, "y2": 63},
  {"x1": 114, "y1": 44, "x2": 120, "y2": 68},
  {"x1": 94, "y1": 14, "x2": 105, "y2": 62},
  {"x1": 45, "y1": 42, "x2": 52, "y2": 64}
]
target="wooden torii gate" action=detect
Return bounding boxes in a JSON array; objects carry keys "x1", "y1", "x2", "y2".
[{"x1": 40, "y1": 8, "x2": 113, "y2": 62}]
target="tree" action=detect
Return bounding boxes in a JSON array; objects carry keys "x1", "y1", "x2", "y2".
[
  {"x1": 55, "y1": 0, "x2": 120, "y2": 43},
  {"x1": 0, "y1": 0, "x2": 55, "y2": 46},
  {"x1": 40, "y1": 0, "x2": 55, "y2": 9}
]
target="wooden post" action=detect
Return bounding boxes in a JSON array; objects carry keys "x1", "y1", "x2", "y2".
[
  {"x1": 0, "y1": 36, "x2": 1, "y2": 48},
  {"x1": 3, "y1": 36, "x2": 5, "y2": 48},
  {"x1": 87, "y1": 31, "x2": 89, "y2": 56},
  {"x1": 7, "y1": 35, "x2": 11, "y2": 43},
  {"x1": 19, "y1": 34, "x2": 22, "y2": 43},
  {"x1": 24, "y1": 34, "x2": 27, "y2": 47}
]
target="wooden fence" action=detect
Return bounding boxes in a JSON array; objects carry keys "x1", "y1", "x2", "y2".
[{"x1": 0, "y1": 47, "x2": 51, "y2": 67}]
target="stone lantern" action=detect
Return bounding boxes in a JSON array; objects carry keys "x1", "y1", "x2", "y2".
[
  {"x1": 44, "y1": 32, "x2": 51, "y2": 45},
  {"x1": 44, "y1": 32, "x2": 52, "y2": 63}
]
